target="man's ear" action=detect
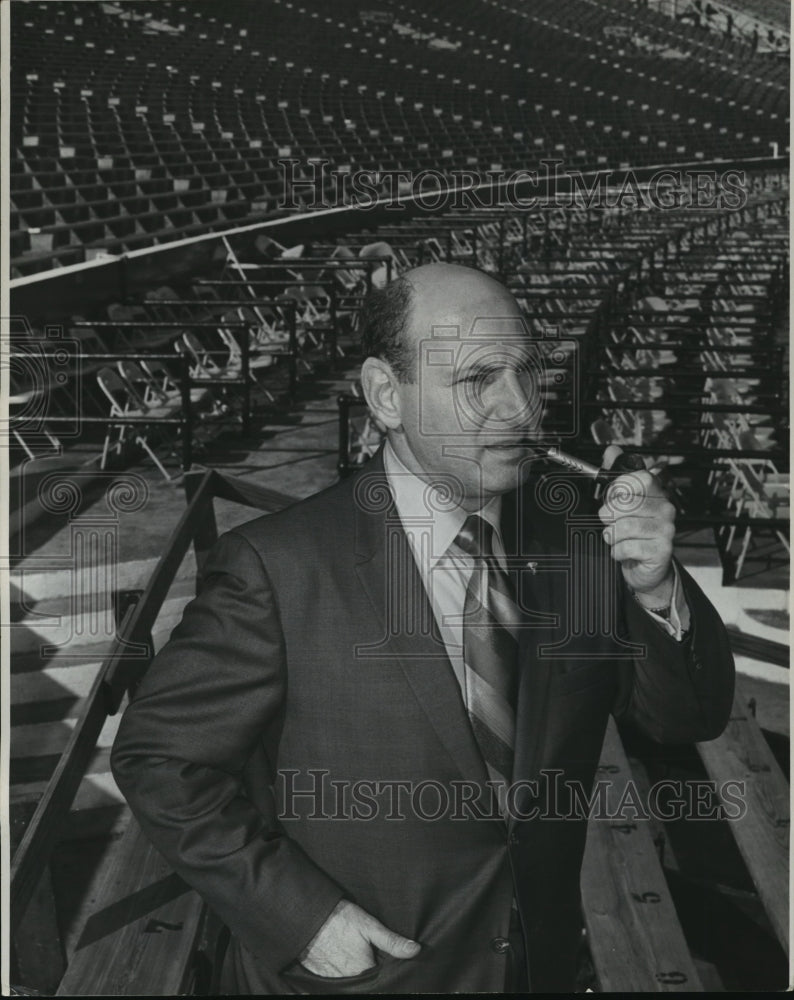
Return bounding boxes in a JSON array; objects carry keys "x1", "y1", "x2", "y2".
[{"x1": 360, "y1": 357, "x2": 403, "y2": 430}]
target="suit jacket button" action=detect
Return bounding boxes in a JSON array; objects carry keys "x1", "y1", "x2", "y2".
[
  {"x1": 509, "y1": 832, "x2": 519, "y2": 846},
  {"x1": 491, "y1": 937, "x2": 511, "y2": 954}
]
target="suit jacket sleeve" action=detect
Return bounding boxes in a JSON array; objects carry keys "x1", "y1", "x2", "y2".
[
  {"x1": 110, "y1": 530, "x2": 345, "y2": 972},
  {"x1": 613, "y1": 558, "x2": 735, "y2": 743}
]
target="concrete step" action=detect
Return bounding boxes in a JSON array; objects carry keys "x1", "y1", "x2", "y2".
[
  {"x1": 11, "y1": 769, "x2": 123, "y2": 812},
  {"x1": 12, "y1": 662, "x2": 103, "y2": 706},
  {"x1": 9, "y1": 769, "x2": 130, "y2": 847},
  {"x1": 682, "y1": 564, "x2": 789, "y2": 678},
  {"x1": 9, "y1": 591, "x2": 194, "y2": 656},
  {"x1": 734, "y1": 652, "x2": 789, "y2": 688},
  {"x1": 11, "y1": 662, "x2": 103, "y2": 726},
  {"x1": 11, "y1": 715, "x2": 121, "y2": 763},
  {"x1": 9, "y1": 552, "x2": 198, "y2": 606}
]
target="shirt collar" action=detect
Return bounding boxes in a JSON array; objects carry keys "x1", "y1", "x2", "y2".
[{"x1": 383, "y1": 440, "x2": 502, "y2": 567}]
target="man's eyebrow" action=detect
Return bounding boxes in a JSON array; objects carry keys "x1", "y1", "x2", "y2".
[
  {"x1": 451, "y1": 359, "x2": 501, "y2": 380},
  {"x1": 452, "y1": 354, "x2": 530, "y2": 379}
]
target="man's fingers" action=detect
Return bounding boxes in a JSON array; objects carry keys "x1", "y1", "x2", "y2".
[
  {"x1": 601, "y1": 515, "x2": 676, "y2": 544},
  {"x1": 604, "y1": 469, "x2": 664, "y2": 504},
  {"x1": 364, "y1": 916, "x2": 421, "y2": 959},
  {"x1": 299, "y1": 902, "x2": 419, "y2": 977},
  {"x1": 599, "y1": 490, "x2": 674, "y2": 525},
  {"x1": 606, "y1": 538, "x2": 670, "y2": 564},
  {"x1": 599, "y1": 498, "x2": 675, "y2": 526},
  {"x1": 601, "y1": 444, "x2": 624, "y2": 471}
]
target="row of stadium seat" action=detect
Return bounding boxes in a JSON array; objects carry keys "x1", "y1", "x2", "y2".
[{"x1": 10, "y1": 0, "x2": 788, "y2": 275}]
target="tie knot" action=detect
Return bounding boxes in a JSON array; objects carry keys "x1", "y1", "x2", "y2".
[{"x1": 454, "y1": 514, "x2": 495, "y2": 559}]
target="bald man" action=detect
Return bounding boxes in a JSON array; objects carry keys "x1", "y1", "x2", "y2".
[{"x1": 112, "y1": 264, "x2": 734, "y2": 993}]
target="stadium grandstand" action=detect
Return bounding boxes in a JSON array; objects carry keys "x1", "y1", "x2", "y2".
[{"x1": 6, "y1": 0, "x2": 789, "y2": 994}]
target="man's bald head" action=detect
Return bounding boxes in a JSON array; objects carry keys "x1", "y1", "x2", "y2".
[
  {"x1": 360, "y1": 262, "x2": 539, "y2": 506},
  {"x1": 359, "y1": 263, "x2": 519, "y2": 382}
]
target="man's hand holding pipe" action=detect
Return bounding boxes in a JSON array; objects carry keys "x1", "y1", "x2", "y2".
[{"x1": 598, "y1": 445, "x2": 677, "y2": 608}]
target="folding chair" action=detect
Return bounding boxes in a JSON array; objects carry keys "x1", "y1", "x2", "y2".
[
  {"x1": 330, "y1": 245, "x2": 365, "y2": 294},
  {"x1": 722, "y1": 459, "x2": 790, "y2": 579},
  {"x1": 179, "y1": 330, "x2": 240, "y2": 382},
  {"x1": 359, "y1": 241, "x2": 397, "y2": 287},
  {"x1": 106, "y1": 303, "x2": 150, "y2": 350},
  {"x1": 140, "y1": 357, "x2": 212, "y2": 409},
  {"x1": 217, "y1": 309, "x2": 278, "y2": 368},
  {"x1": 279, "y1": 287, "x2": 324, "y2": 354},
  {"x1": 214, "y1": 320, "x2": 278, "y2": 403},
  {"x1": 96, "y1": 367, "x2": 176, "y2": 481},
  {"x1": 253, "y1": 234, "x2": 304, "y2": 260},
  {"x1": 9, "y1": 369, "x2": 61, "y2": 460},
  {"x1": 144, "y1": 286, "x2": 183, "y2": 324},
  {"x1": 249, "y1": 303, "x2": 292, "y2": 349}
]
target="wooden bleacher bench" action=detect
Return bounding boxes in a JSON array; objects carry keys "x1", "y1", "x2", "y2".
[
  {"x1": 581, "y1": 719, "x2": 704, "y2": 992},
  {"x1": 56, "y1": 824, "x2": 212, "y2": 996},
  {"x1": 696, "y1": 683, "x2": 789, "y2": 954},
  {"x1": 581, "y1": 670, "x2": 789, "y2": 989}
]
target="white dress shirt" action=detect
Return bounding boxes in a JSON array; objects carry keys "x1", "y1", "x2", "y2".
[
  {"x1": 383, "y1": 441, "x2": 690, "y2": 672},
  {"x1": 384, "y1": 441, "x2": 507, "y2": 694}
]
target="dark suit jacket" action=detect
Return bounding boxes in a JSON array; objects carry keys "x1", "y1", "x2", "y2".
[{"x1": 111, "y1": 452, "x2": 735, "y2": 994}]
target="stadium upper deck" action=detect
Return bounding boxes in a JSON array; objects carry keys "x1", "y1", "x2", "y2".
[{"x1": 10, "y1": 0, "x2": 789, "y2": 276}]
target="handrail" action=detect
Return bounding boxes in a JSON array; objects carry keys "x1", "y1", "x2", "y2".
[{"x1": 10, "y1": 468, "x2": 297, "y2": 925}]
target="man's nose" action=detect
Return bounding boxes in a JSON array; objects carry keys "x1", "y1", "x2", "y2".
[{"x1": 490, "y1": 371, "x2": 536, "y2": 428}]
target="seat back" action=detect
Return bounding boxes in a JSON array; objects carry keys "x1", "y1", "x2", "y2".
[
  {"x1": 117, "y1": 359, "x2": 164, "y2": 406},
  {"x1": 70, "y1": 323, "x2": 108, "y2": 355},
  {"x1": 141, "y1": 358, "x2": 178, "y2": 395},
  {"x1": 330, "y1": 245, "x2": 360, "y2": 290},
  {"x1": 96, "y1": 367, "x2": 143, "y2": 416}
]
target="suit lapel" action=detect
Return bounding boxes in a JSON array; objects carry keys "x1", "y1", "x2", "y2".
[
  {"x1": 501, "y1": 483, "x2": 561, "y2": 817},
  {"x1": 352, "y1": 455, "x2": 491, "y2": 790}
]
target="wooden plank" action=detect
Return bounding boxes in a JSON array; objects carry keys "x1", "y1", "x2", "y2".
[
  {"x1": 581, "y1": 718, "x2": 702, "y2": 992},
  {"x1": 57, "y1": 821, "x2": 206, "y2": 996},
  {"x1": 696, "y1": 688, "x2": 789, "y2": 955},
  {"x1": 626, "y1": 754, "x2": 679, "y2": 873},
  {"x1": 734, "y1": 673, "x2": 789, "y2": 738}
]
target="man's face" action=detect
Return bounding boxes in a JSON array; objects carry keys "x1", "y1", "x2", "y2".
[{"x1": 391, "y1": 288, "x2": 543, "y2": 509}]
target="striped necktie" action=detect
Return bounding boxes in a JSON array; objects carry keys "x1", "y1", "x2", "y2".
[{"x1": 454, "y1": 514, "x2": 519, "y2": 804}]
